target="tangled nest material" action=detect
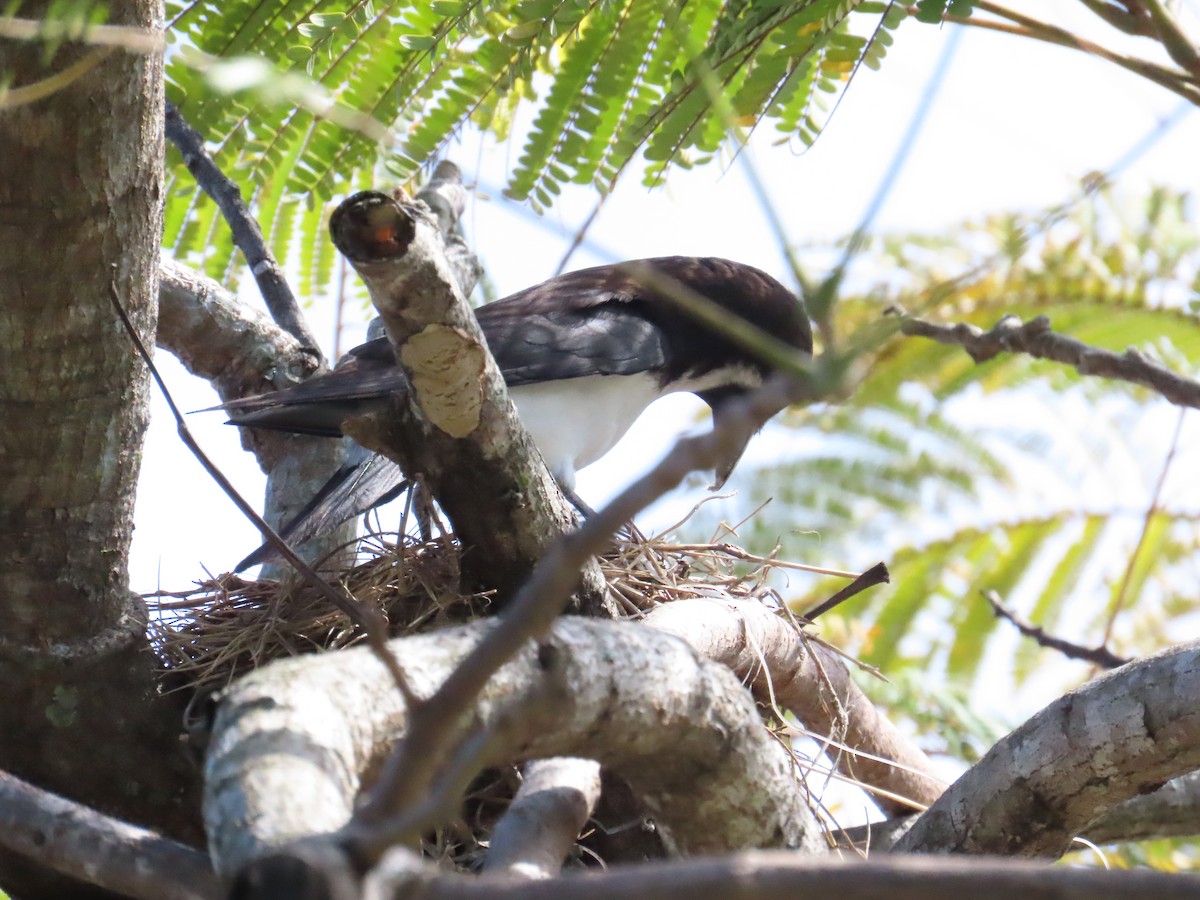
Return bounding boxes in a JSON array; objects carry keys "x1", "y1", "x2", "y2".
[
  {"x1": 145, "y1": 506, "x2": 862, "y2": 869},
  {"x1": 146, "y1": 506, "x2": 830, "y2": 695}
]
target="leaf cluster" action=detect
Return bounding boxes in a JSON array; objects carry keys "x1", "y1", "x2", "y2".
[{"x1": 161, "y1": 0, "x2": 911, "y2": 289}]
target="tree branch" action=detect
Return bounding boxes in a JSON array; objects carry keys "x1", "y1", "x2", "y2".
[
  {"x1": 1085, "y1": 769, "x2": 1200, "y2": 844},
  {"x1": 204, "y1": 617, "x2": 825, "y2": 883},
  {"x1": 843, "y1": 768, "x2": 1200, "y2": 849},
  {"x1": 327, "y1": 190, "x2": 612, "y2": 614},
  {"x1": 365, "y1": 848, "x2": 1200, "y2": 899},
  {"x1": 158, "y1": 257, "x2": 355, "y2": 569},
  {"x1": 1133, "y1": 0, "x2": 1200, "y2": 77},
  {"x1": 164, "y1": 99, "x2": 321, "y2": 355},
  {"x1": 983, "y1": 590, "x2": 1130, "y2": 670},
  {"x1": 895, "y1": 639, "x2": 1200, "y2": 856},
  {"x1": 0, "y1": 770, "x2": 217, "y2": 900},
  {"x1": 899, "y1": 312, "x2": 1200, "y2": 410},
  {"x1": 482, "y1": 758, "x2": 602, "y2": 878},
  {"x1": 926, "y1": 4, "x2": 1200, "y2": 106},
  {"x1": 643, "y1": 597, "x2": 945, "y2": 815}
]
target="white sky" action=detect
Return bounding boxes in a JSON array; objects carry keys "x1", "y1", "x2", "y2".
[{"x1": 133, "y1": 3, "x2": 1200, "y2": 610}]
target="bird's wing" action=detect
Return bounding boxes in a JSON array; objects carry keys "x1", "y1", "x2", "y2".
[
  {"x1": 480, "y1": 300, "x2": 668, "y2": 386},
  {"x1": 235, "y1": 448, "x2": 407, "y2": 572},
  {"x1": 222, "y1": 284, "x2": 668, "y2": 436},
  {"x1": 221, "y1": 358, "x2": 407, "y2": 437}
]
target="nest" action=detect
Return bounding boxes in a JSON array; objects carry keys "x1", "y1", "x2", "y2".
[
  {"x1": 146, "y1": 504, "x2": 829, "y2": 695},
  {"x1": 145, "y1": 505, "x2": 863, "y2": 870}
]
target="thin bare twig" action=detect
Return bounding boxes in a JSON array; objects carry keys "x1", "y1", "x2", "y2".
[
  {"x1": 1103, "y1": 407, "x2": 1187, "y2": 645},
  {"x1": 898, "y1": 313, "x2": 1200, "y2": 410},
  {"x1": 983, "y1": 590, "x2": 1130, "y2": 670},
  {"x1": 164, "y1": 100, "x2": 321, "y2": 355}
]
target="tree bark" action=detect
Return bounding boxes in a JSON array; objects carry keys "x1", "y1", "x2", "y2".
[
  {"x1": 895, "y1": 639, "x2": 1200, "y2": 857},
  {"x1": 157, "y1": 257, "x2": 353, "y2": 570},
  {"x1": 328, "y1": 191, "x2": 612, "y2": 614},
  {"x1": 204, "y1": 618, "x2": 824, "y2": 880},
  {"x1": 0, "y1": 4, "x2": 201, "y2": 895},
  {"x1": 642, "y1": 597, "x2": 944, "y2": 815},
  {"x1": 368, "y1": 849, "x2": 1200, "y2": 899}
]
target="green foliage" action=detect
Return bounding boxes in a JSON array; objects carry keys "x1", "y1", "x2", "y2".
[
  {"x1": 161, "y1": 0, "x2": 907, "y2": 287},
  {"x1": 700, "y1": 187, "x2": 1200, "y2": 699},
  {"x1": 858, "y1": 667, "x2": 1006, "y2": 764}
]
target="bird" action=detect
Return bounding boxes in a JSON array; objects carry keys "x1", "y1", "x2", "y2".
[{"x1": 223, "y1": 256, "x2": 812, "y2": 571}]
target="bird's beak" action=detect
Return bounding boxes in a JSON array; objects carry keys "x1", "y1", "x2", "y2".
[
  {"x1": 709, "y1": 402, "x2": 750, "y2": 490},
  {"x1": 700, "y1": 388, "x2": 764, "y2": 490}
]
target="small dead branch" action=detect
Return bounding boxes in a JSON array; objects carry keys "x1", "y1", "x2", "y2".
[
  {"x1": 165, "y1": 100, "x2": 319, "y2": 355},
  {"x1": 898, "y1": 312, "x2": 1200, "y2": 410},
  {"x1": 983, "y1": 590, "x2": 1130, "y2": 670},
  {"x1": 804, "y1": 561, "x2": 890, "y2": 621}
]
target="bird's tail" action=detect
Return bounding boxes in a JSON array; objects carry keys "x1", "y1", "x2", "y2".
[{"x1": 235, "y1": 447, "x2": 409, "y2": 572}]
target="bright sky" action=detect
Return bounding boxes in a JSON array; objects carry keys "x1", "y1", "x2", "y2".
[{"x1": 132, "y1": 4, "x2": 1200, "y2": 607}]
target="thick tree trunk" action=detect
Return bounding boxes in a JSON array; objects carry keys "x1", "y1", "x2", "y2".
[{"x1": 0, "y1": 2, "x2": 201, "y2": 896}]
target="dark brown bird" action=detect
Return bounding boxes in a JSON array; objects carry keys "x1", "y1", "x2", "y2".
[{"x1": 224, "y1": 257, "x2": 811, "y2": 569}]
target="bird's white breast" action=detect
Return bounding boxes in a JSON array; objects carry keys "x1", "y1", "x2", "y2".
[{"x1": 509, "y1": 373, "x2": 667, "y2": 490}]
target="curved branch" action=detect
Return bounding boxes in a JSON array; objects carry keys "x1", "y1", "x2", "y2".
[
  {"x1": 204, "y1": 618, "x2": 825, "y2": 879},
  {"x1": 157, "y1": 258, "x2": 315, "y2": 406},
  {"x1": 895, "y1": 640, "x2": 1200, "y2": 856},
  {"x1": 157, "y1": 258, "x2": 351, "y2": 566},
  {"x1": 642, "y1": 598, "x2": 944, "y2": 815}
]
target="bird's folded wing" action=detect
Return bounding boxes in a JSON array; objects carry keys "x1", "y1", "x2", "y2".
[
  {"x1": 235, "y1": 448, "x2": 407, "y2": 572},
  {"x1": 480, "y1": 301, "x2": 668, "y2": 385},
  {"x1": 223, "y1": 286, "x2": 670, "y2": 568},
  {"x1": 222, "y1": 363, "x2": 408, "y2": 437}
]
